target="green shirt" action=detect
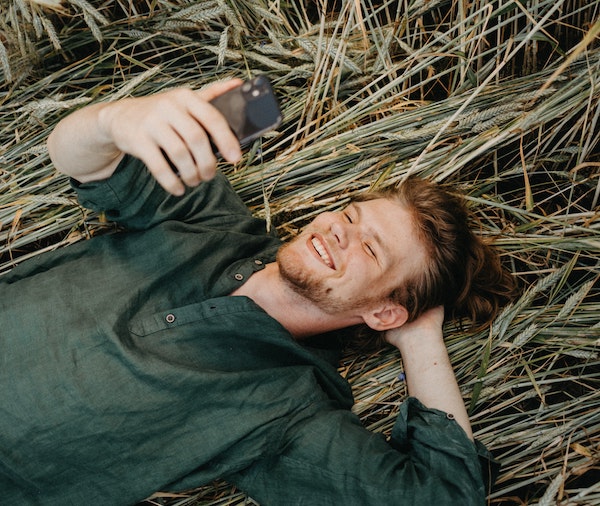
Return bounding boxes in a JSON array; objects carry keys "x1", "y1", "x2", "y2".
[{"x1": 0, "y1": 156, "x2": 498, "y2": 505}]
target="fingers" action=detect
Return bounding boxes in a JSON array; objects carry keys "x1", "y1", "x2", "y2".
[
  {"x1": 384, "y1": 306, "x2": 445, "y2": 347},
  {"x1": 193, "y1": 80, "x2": 244, "y2": 164},
  {"x1": 198, "y1": 78, "x2": 244, "y2": 101},
  {"x1": 108, "y1": 80, "x2": 244, "y2": 196},
  {"x1": 155, "y1": 109, "x2": 218, "y2": 187},
  {"x1": 152, "y1": 86, "x2": 242, "y2": 193}
]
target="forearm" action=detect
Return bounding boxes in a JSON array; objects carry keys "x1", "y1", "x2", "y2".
[
  {"x1": 387, "y1": 308, "x2": 474, "y2": 440},
  {"x1": 398, "y1": 333, "x2": 473, "y2": 440},
  {"x1": 47, "y1": 101, "x2": 123, "y2": 182}
]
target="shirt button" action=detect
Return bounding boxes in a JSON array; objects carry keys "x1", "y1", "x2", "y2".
[
  {"x1": 165, "y1": 313, "x2": 176, "y2": 323},
  {"x1": 254, "y1": 259, "x2": 263, "y2": 265},
  {"x1": 446, "y1": 413, "x2": 455, "y2": 420},
  {"x1": 234, "y1": 273, "x2": 244, "y2": 281}
]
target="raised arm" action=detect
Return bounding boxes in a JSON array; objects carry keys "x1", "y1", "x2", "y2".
[
  {"x1": 47, "y1": 79, "x2": 243, "y2": 196},
  {"x1": 385, "y1": 306, "x2": 473, "y2": 440}
]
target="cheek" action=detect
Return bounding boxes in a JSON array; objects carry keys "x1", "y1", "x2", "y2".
[
  {"x1": 342, "y1": 258, "x2": 374, "y2": 286},
  {"x1": 281, "y1": 240, "x2": 305, "y2": 267}
]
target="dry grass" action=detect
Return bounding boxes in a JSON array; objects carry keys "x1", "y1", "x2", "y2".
[{"x1": 1, "y1": 1, "x2": 599, "y2": 504}]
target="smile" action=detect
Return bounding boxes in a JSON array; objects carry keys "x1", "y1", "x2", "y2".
[{"x1": 311, "y1": 236, "x2": 335, "y2": 269}]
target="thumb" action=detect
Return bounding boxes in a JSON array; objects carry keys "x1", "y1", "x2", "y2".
[{"x1": 197, "y1": 78, "x2": 244, "y2": 101}]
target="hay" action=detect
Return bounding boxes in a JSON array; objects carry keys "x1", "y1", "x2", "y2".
[{"x1": 1, "y1": 0, "x2": 599, "y2": 504}]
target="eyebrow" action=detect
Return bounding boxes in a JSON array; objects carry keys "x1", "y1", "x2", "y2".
[{"x1": 352, "y1": 203, "x2": 390, "y2": 267}]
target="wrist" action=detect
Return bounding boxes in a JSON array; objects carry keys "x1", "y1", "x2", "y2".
[
  {"x1": 96, "y1": 102, "x2": 120, "y2": 149},
  {"x1": 393, "y1": 327, "x2": 445, "y2": 356},
  {"x1": 385, "y1": 306, "x2": 445, "y2": 350}
]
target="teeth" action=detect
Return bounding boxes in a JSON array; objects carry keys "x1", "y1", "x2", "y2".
[{"x1": 311, "y1": 237, "x2": 333, "y2": 268}]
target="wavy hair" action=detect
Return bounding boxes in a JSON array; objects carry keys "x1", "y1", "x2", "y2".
[{"x1": 349, "y1": 177, "x2": 516, "y2": 349}]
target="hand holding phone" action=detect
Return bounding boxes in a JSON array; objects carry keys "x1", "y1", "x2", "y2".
[{"x1": 61, "y1": 77, "x2": 281, "y2": 196}]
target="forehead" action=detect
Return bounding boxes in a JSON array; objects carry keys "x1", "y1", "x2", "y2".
[
  {"x1": 351, "y1": 198, "x2": 426, "y2": 270},
  {"x1": 351, "y1": 197, "x2": 412, "y2": 236}
]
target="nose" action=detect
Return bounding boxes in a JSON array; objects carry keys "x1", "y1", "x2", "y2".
[{"x1": 330, "y1": 216, "x2": 351, "y2": 249}]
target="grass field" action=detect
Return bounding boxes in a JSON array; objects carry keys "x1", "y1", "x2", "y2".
[{"x1": 1, "y1": 1, "x2": 599, "y2": 504}]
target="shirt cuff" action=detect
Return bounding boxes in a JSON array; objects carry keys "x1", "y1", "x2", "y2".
[
  {"x1": 390, "y1": 397, "x2": 500, "y2": 494},
  {"x1": 70, "y1": 155, "x2": 150, "y2": 215}
]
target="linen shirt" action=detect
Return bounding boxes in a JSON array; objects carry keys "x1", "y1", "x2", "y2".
[{"x1": 0, "y1": 155, "x2": 498, "y2": 505}]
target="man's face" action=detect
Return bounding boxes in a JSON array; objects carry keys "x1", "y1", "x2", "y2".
[{"x1": 276, "y1": 198, "x2": 427, "y2": 317}]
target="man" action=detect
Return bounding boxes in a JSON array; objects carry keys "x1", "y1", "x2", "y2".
[{"x1": 1, "y1": 79, "x2": 513, "y2": 505}]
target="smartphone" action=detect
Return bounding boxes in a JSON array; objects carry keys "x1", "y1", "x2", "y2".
[{"x1": 210, "y1": 75, "x2": 283, "y2": 148}]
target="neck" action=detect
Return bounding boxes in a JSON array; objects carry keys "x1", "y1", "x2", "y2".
[{"x1": 231, "y1": 263, "x2": 361, "y2": 339}]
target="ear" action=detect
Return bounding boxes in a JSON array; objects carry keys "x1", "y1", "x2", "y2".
[{"x1": 362, "y1": 302, "x2": 409, "y2": 331}]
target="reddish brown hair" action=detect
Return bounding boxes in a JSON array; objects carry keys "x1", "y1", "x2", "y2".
[{"x1": 354, "y1": 176, "x2": 516, "y2": 331}]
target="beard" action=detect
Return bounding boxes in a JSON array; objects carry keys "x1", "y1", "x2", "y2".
[{"x1": 276, "y1": 238, "x2": 376, "y2": 315}]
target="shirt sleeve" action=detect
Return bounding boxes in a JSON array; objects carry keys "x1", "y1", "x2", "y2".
[
  {"x1": 70, "y1": 155, "x2": 255, "y2": 230},
  {"x1": 227, "y1": 397, "x2": 499, "y2": 506}
]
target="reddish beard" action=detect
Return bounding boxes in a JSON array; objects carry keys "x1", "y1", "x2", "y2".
[{"x1": 276, "y1": 238, "x2": 377, "y2": 315}]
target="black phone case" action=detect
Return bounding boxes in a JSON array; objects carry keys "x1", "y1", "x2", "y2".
[{"x1": 210, "y1": 75, "x2": 283, "y2": 146}]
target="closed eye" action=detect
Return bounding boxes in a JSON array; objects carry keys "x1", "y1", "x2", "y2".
[
  {"x1": 352, "y1": 202, "x2": 387, "y2": 268},
  {"x1": 344, "y1": 212, "x2": 353, "y2": 223}
]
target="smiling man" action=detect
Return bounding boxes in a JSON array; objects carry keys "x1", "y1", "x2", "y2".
[
  {"x1": 234, "y1": 197, "x2": 425, "y2": 338},
  {"x1": 0, "y1": 79, "x2": 514, "y2": 505}
]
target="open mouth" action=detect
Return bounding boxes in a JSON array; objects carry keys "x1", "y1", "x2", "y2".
[{"x1": 311, "y1": 236, "x2": 335, "y2": 269}]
